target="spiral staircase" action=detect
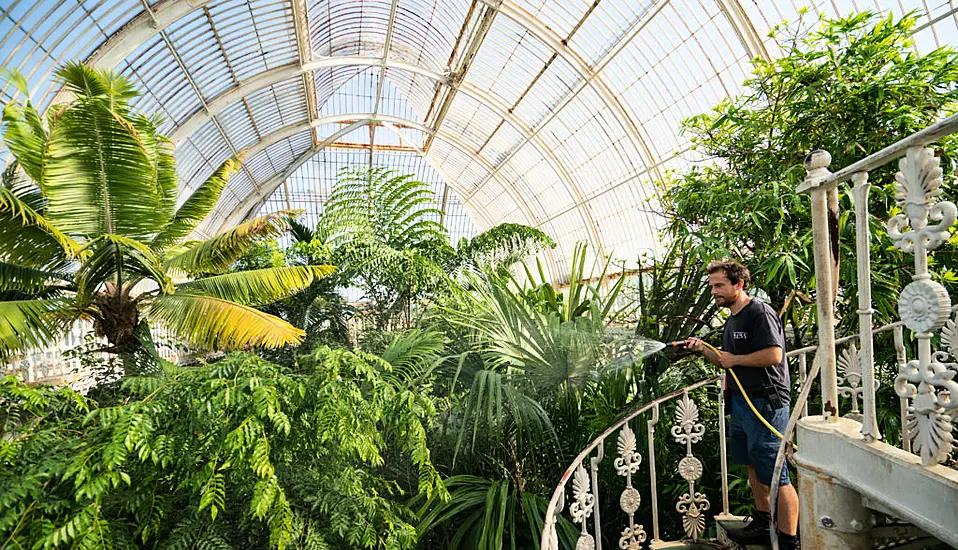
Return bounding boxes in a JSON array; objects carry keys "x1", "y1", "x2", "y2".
[{"x1": 540, "y1": 116, "x2": 958, "y2": 550}]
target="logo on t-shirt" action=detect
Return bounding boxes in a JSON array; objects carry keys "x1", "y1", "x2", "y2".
[{"x1": 733, "y1": 331, "x2": 748, "y2": 340}]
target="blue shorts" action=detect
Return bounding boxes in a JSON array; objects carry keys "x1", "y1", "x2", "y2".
[{"x1": 728, "y1": 394, "x2": 791, "y2": 486}]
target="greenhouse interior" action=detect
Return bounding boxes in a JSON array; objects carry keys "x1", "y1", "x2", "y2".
[{"x1": 2, "y1": 0, "x2": 958, "y2": 548}]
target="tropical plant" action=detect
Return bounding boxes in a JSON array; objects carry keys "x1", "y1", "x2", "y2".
[
  {"x1": 236, "y1": 217, "x2": 353, "y2": 363},
  {"x1": 416, "y1": 242, "x2": 650, "y2": 547},
  {"x1": 663, "y1": 11, "x2": 958, "y2": 334},
  {"x1": 0, "y1": 350, "x2": 446, "y2": 549},
  {"x1": 319, "y1": 167, "x2": 452, "y2": 329},
  {"x1": 0, "y1": 63, "x2": 332, "y2": 371},
  {"x1": 449, "y1": 223, "x2": 556, "y2": 278}
]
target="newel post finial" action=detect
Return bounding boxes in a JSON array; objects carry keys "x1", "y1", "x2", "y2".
[{"x1": 800, "y1": 149, "x2": 832, "y2": 192}]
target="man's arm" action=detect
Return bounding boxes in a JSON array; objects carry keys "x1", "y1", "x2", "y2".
[
  {"x1": 722, "y1": 346, "x2": 782, "y2": 369},
  {"x1": 686, "y1": 337, "x2": 721, "y2": 366},
  {"x1": 687, "y1": 338, "x2": 782, "y2": 369}
]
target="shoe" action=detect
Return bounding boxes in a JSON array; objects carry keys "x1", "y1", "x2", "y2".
[
  {"x1": 777, "y1": 532, "x2": 800, "y2": 550},
  {"x1": 725, "y1": 510, "x2": 771, "y2": 545}
]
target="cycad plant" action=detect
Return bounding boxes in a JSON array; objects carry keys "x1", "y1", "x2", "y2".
[{"x1": 0, "y1": 63, "x2": 332, "y2": 371}]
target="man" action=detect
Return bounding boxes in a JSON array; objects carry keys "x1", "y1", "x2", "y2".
[{"x1": 687, "y1": 260, "x2": 799, "y2": 549}]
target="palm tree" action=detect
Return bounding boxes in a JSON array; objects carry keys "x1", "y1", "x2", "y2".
[{"x1": 0, "y1": 63, "x2": 333, "y2": 371}]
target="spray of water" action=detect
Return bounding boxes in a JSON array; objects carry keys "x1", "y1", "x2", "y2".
[{"x1": 596, "y1": 327, "x2": 668, "y2": 372}]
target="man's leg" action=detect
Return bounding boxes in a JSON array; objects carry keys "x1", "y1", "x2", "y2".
[
  {"x1": 777, "y1": 482, "x2": 799, "y2": 536},
  {"x1": 747, "y1": 465, "x2": 770, "y2": 511},
  {"x1": 747, "y1": 465, "x2": 798, "y2": 534}
]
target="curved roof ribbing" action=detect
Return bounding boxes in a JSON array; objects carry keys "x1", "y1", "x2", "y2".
[{"x1": 1, "y1": 0, "x2": 957, "y2": 279}]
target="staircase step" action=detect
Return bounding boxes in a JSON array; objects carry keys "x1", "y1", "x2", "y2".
[{"x1": 649, "y1": 540, "x2": 722, "y2": 549}]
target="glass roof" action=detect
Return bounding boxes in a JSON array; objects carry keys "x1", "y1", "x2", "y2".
[{"x1": 1, "y1": 0, "x2": 957, "y2": 280}]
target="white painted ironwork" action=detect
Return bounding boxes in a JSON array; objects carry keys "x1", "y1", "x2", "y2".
[
  {"x1": 540, "y1": 377, "x2": 719, "y2": 550},
  {"x1": 614, "y1": 424, "x2": 645, "y2": 550},
  {"x1": 837, "y1": 342, "x2": 868, "y2": 417},
  {"x1": 569, "y1": 462, "x2": 596, "y2": 550},
  {"x1": 887, "y1": 146, "x2": 958, "y2": 466},
  {"x1": 800, "y1": 149, "x2": 840, "y2": 420},
  {"x1": 3, "y1": 320, "x2": 182, "y2": 394},
  {"x1": 671, "y1": 391, "x2": 709, "y2": 540},
  {"x1": 647, "y1": 402, "x2": 660, "y2": 543},
  {"x1": 717, "y1": 375, "x2": 730, "y2": 516},
  {"x1": 851, "y1": 170, "x2": 881, "y2": 440}
]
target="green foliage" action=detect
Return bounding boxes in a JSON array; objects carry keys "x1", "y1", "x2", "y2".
[
  {"x1": 664, "y1": 12, "x2": 958, "y2": 332},
  {"x1": 317, "y1": 166, "x2": 451, "y2": 329},
  {"x1": 0, "y1": 351, "x2": 444, "y2": 549},
  {"x1": 0, "y1": 63, "x2": 332, "y2": 367},
  {"x1": 418, "y1": 242, "x2": 651, "y2": 546},
  {"x1": 450, "y1": 223, "x2": 556, "y2": 277}
]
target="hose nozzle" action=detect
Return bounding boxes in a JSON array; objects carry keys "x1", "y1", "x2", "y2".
[{"x1": 668, "y1": 340, "x2": 689, "y2": 348}]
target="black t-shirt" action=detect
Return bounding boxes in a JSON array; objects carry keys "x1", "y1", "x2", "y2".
[{"x1": 722, "y1": 299, "x2": 790, "y2": 405}]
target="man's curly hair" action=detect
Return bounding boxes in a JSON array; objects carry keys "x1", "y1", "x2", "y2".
[{"x1": 707, "y1": 260, "x2": 750, "y2": 290}]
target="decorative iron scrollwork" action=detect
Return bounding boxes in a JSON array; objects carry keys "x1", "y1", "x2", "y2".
[
  {"x1": 672, "y1": 392, "x2": 710, "y2": 539},
  {"x1": 838, "y1": 343, "x2": 878, "y2": 415},
  {"x1": 569, "y1": 463, "x2": 595, "y2": 550},
  {"x1": 614, "y1": 424, "x2": 646, "y2": 548},
  {"x1": 888, "y1": 146, "x2": 958, "y2": 467}
]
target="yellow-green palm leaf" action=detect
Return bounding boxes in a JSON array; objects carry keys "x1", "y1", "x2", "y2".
[
  {"x1": 176, "y1": 265, "x2": 335, "y2": 306},
  {"x1": 164, "y1": 212, "x2": 293, "y2": 275},
  {"x1": 147, "y1": 294, "x2": 305, "y2": 350},
  {"x1": 152, "y1": 157, "x2": 237, "y2": 250},
  {"x1": 33, "y1": 63, "x2": 171, "y2": 240},
  {"x1": 0, "y1": 298, "x2": 75, "y2": 359},
  {"x1": 0, "y1": 187, "x2": 84, "y2": 266}
]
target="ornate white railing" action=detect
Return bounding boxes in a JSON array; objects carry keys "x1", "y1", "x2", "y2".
[
  {"x1": 538, "y1": 326, "x2": 920, "y2": 549},
  {"x1": 540, "y1": 376, "x2": 726, "y2": 549},
  {"x1": 2, "y1": 320, "x2": 183, "y2": 393},
  {"x1": 541, "y1": 115, "x2": 958, "y2": 549},
  {"x1": 798, "y1": 114, "x2": 958, "y2": 466}
]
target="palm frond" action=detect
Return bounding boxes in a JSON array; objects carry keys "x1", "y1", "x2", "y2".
[
  {"x1": 0, "y1": 298, "x2": 76, "y2": 359},
  {"x1": 147, "y1": 294, "x2": 305, "y2": 350},
  {"x1": 286, "y1": 215, "x2": 315, "y2": 244},
  {"x1": 380, "y1": 329, "x2": 445, "y2": 383},
  {"x1": 152, "y1": 157, "x2": 237, "y2": 250},
  {"x1": 0, "y1": 186, "x2": 84, "y2": 266},
  {"x1": 40, "y1": 63, "x2": 168, "y2": 239},
  {"x1": 175, "y1": 265, "x2": 335, "y2": 306},
  {"x1": 2, "y1": 160, "x2": 44, "y2": 212},
  {"x1": 0, "y1": 261, "x2": 72, "y2": 294},
  {"x1": 453, "y1": 368, "x2": 555, "y2": 461},
  {"x1": 1, "y1": 81, "x2": 49, "y2": 186},
  {"x1": 164, "y1": 212, "x2": 292, "y2": 275},
  {"x1": 76, "y1": 234, "x2": 173, "y2": 303},
  {"x1": 55, "y1": 62, "x2": 138, "y2": 102},
  {"x1": 457, "y1": 223, "x2": 556, "y2": 272}
]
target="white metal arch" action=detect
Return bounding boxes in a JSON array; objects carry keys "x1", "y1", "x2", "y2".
[
  {"x1": 77, "y1": 0, "x2": 665, "y2": 182},
  {"x1": 217, "y1": 115, "x2": 542, "y2": 235},
  {"x1": 214, "y1": 116, "x2": 562, "y2": 275},
  {"x1": 167, "y1": 56, "x2": 606, "y2": 257},
  {"x1": 169, "y1": 59, "x2": 451, "y2": 143}
]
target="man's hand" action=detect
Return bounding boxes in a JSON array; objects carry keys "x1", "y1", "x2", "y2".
[
  {"x1": 686, "y1": 337, "x2": 706, "y2": 353},
  {"x1": 686, "y1": 338, "x2": 737, "y2": 369}
]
